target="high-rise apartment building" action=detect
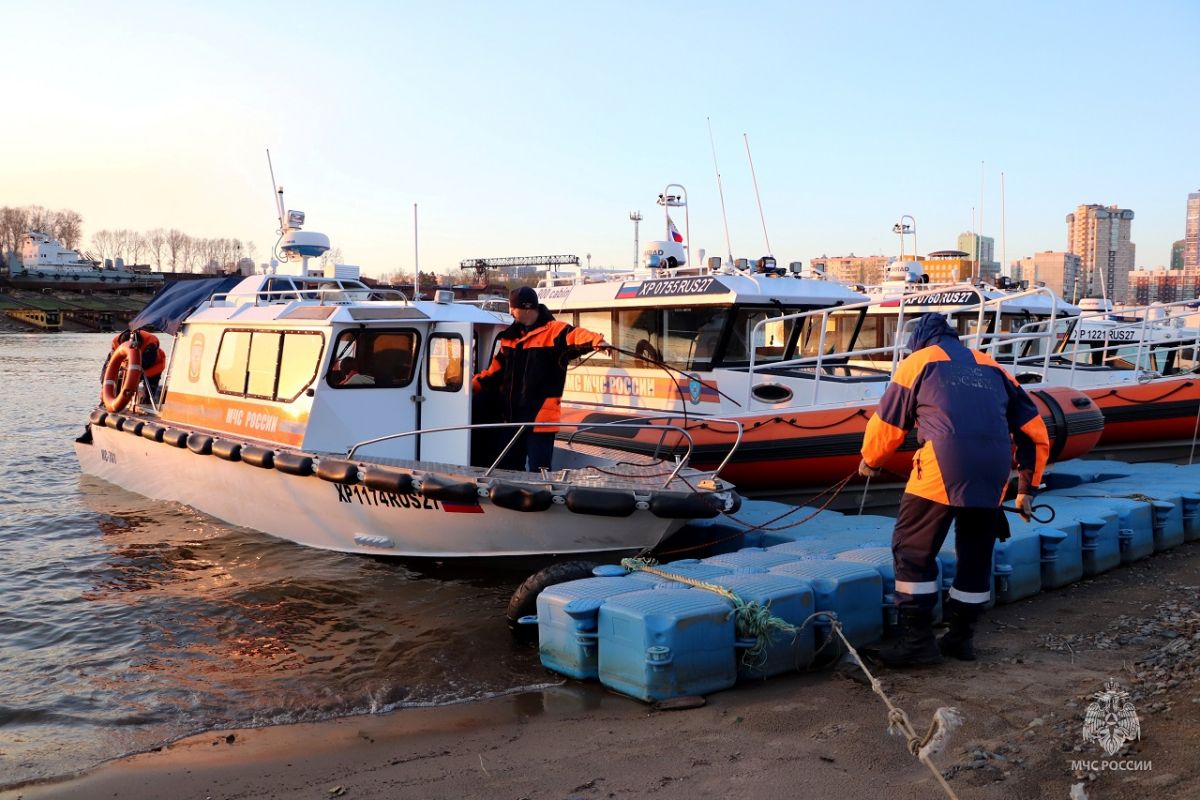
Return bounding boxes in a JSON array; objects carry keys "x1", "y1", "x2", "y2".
[
  {"x1": 1017, "y1": 251, "x2": 1083, "y2": 301},
  {"x1": 956, "y1": 232, "x2": 1000, "y2": 281},
  {"x1": 1172, "y1": 239, "x2": 1186, "y2": 269},
  {"x1": 1065, "y1": 204, "x2": 1136, "y2": 302},
  {"x1": 1185, "y1": 192, "x2": 1200, "y2": 270}
]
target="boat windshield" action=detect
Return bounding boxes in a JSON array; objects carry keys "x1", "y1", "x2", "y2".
[{"x1": 607, "y1": 304, "x2": 807, "y2": 370}]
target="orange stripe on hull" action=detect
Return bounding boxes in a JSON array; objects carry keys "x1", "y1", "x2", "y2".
[
  {"x1": 160, "y1": 392, "x2": 308, "y2": 447},
  {"x1": 1086, "y1": 378, "x2": 1200, "y2": 445}
]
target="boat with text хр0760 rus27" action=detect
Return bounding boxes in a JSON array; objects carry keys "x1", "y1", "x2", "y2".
[
  {"x1": 73, "y1": 193, "x2": 740, "y2": 561},
  {"x1": 538, "y1": 185, "x2": 1103, "y2": 491}
]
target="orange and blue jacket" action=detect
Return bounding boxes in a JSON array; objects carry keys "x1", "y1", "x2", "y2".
[
  {"x1": 861, "y1": 313, "x2": 1049, "y2": 507},
  {"x1": 472, "y1": 306, "x2": 605, "y2": 429}
]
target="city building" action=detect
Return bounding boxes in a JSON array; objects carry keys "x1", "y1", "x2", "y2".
[
  {"x1": 1185, "y1": 192, "x2": 1200, "y2": 270},
  {"x1": 1065, "y1": 204, "x2": 1136, "y2": 302},
  {"x1": 1016, "y1": 251, "x2": 1083, "y2": 301},
  {"x1": 921, "y1": 250, "x2": 973, "y2": 282},
  {"x1": 956, "y1": 232, "x2": 1000, "y2": 282},
  {"x1": 1171, "y1": 239, "x2": 1186, "y2": 269},
  {"x1": 1128, "y1": 267, "x2": 1200, "y2": 305},
  {"x1": 809, "y1": 254, "x2": 889, "y2": 285}
]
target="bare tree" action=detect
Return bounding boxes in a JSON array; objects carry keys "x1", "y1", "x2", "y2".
[
  {"x1": 182, "y1": 237, "x2": 201, "y2": 273},
  {"x1": 320, "y1": 246, "x2": 345, "y2": 273},
  {"x1": 0, "y1": 207, "x2": 29, "y2": 257},
  {"x1": 146, "y1": 228, "x2": 167, "y2": 270},
  {"x1": 26, "y1": 205, "x2": 50, "y2": 233},
  {"x1": 126, "y1": 231, "x2": 148, "y2": 267},
  {"x1": 91, "y1": 230, "x2": 115, "y2": 263},
  {"x1": 51, "y1": 210, "x2": 84, "y2": 249},
  {"x1": 166, "y1": 229, "x2": 187, "y2": 271}
]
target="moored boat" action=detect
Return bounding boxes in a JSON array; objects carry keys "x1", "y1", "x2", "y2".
[
  {"x1": 535, "y1": 189, "x2": 1103, "y2": 491},
  {"x1": 73, "y1": 194, "x2": 739, "y2": 560}
]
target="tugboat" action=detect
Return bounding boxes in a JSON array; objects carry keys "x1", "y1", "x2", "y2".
[
  {"x1": 74, "y1": 185, "x2": 739, "y2": 560},
  {"x1": 8, "y1": 231, "x2": 164, "y2": 291}
]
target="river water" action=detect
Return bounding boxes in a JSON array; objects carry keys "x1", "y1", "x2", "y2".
[{"x1": 0, "y1": 334, "x2": 555, "y2": 788}]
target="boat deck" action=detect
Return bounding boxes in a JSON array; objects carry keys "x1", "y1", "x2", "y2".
[{"x1": 346, "y1": 441, "x2": 715, "y2": 493}]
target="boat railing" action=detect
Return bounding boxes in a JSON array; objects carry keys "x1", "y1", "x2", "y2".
[
  {"x1": 538, "y1": 263, "x2": 718, "y2": 289},
  {"x1": 210, "y1": 285, "x2": 410, "y2": 307},
  {"x1": 746, "y1": 283, "x2": 1065, "y2": 407},
  {"x1": 992, "y1": 297, "x2": 1200, "y2": 384},
  {"x1": 346, "y1": 418, "x2": 744, "y2": 489}
]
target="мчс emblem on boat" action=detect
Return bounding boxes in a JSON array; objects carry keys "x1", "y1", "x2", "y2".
[
  {"x1": 688, "y1": 375, "x2": 702, "y2": 405},
  {"x1": 1082, "y1": 678, "x2": 1141, "y2": 756}
]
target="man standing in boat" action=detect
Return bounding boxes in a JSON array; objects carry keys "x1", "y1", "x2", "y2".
[
  {"x1": 472, "y1": 286, "x2": 610, "y2": 471},
  {"x1": 858, "y1": 312, "x2": 1049, "y2": 667}
]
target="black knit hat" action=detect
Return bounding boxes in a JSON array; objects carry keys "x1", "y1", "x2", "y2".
[{"x1": 508, "y1": 286, "x2": 539, "y2": 309}]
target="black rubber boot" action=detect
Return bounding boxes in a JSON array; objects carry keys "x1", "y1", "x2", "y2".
[
  {"x1": 938, "y1": 599, "x2": 980, "y2": 661},
  {"x1": 877, "y1": 608, "x2": 943, "y2": 667}
]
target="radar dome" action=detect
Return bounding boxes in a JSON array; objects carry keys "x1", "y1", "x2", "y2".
[
  {"x1": 642, "y1": 239, "x2": 686, "y2": 270},
  {"x1": 281, "y1": 230, "x2": 330, "y2": 259}
]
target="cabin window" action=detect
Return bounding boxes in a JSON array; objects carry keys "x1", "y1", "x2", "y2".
[
  {"x1": 428, "y1": 334, "x2": 464, "y2": 392},
  {"x1": 277, "y1": 334, "x2": 326, "y2": 400},
  {"x1": 725, "y1": 307, "x2": 795, "y2": 365},
  {"x1": 612, "y1": 306, "x2": 730, "y2": 369},
  {"x1": 327, "y1": 329, "x2": 419, "y2": 388},
  {"x1": 214, "y1": 329, "x2": 324, "y2": 401},
  {"x1": 214, "y1": 330, "x2": 252, "y2": 394},
  {"x1": 576, "y1": 311, "x2": 612, "y2": 361},
  {"x1": 616, "y1": 309, "x2": 662, "y2": 365}
]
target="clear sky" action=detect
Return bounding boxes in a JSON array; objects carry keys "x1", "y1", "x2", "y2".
[{"x1": 3, "y1": 0, "x2": 1197, "y2": 278}]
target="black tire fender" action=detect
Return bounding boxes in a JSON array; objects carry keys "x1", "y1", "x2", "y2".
[
  {"x1": 489, "y1": 482, "x2": 553, "y2": 512},
  {"x1": 507, "y1": 560, "x2": 600, "y2": 644}
]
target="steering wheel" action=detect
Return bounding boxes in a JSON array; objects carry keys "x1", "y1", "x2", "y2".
[{"x1": 634, "y1": 339, "x2": 660, "y2": 363}]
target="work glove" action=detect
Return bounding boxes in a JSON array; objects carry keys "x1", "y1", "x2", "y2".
[
  {"x1": 1015, "y1": 493, "x2": 1033, "y2": 522},
  {"x1": 858, "y1": 459, "x2": 881, "y2": 478}
]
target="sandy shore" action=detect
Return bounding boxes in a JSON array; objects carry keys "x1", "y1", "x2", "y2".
[{"x1": 5, "y1": 543, "x2": 1198, "y2": 800}]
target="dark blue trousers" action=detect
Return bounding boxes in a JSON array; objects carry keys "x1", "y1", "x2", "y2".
[
  {"x1": 498, "y1": 429, "x2": 555, "y2": 472},
  {"x1": 892, "y1": 493, "x2": 1005, "y2": 610}
]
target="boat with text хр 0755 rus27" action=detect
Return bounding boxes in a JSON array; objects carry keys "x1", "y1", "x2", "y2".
[{"x1": 73, "y1": 192, "x2": 740, "y2": 561}]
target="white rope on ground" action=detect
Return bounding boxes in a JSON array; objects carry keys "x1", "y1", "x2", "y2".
[{"x1": 814, "y1": 612, "x2": 963, "y2": 800}]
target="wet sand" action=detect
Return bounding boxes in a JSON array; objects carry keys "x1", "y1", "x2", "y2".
[{"x1": 6, "y1": 543, "x2": 1199, "y2": 800}]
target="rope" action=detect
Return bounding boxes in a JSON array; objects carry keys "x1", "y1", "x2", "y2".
[
  {"x1": 723, "y1": 472, "x2": 855, "y2": 533},
  {"x1": 619, "y1": 559, "x2": 963, "y2": 799},
  {"x1": 1100, "y1": 380, "x2": 1193, "y2": 405},
  {"x1": 645, "y1": 470, "x2": 856, "y2": 561}
]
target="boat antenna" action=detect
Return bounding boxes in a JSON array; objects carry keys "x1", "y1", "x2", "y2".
[
  {"x1": 977, "y1": 159, "x2": 985, "y2": 283},
  {"x1": 413, "y1": 203, "x2": 420, "y2": 301},
  {"x1": 1000, "y1": 171, "x2": 1006, "y2": 284},
  {"x1": 266, "y1": 148, "x2": 287, "y2": 264},
  {"x1": 707, "y1": 117, "x2": 734, "y2": 266},
  {"x1": 744, "y1": 133, "x2": 772, "y2": 255}
]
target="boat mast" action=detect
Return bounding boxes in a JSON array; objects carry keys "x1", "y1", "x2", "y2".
[
  {"x1": 707, "y1": 117, "x2": 733, "y2": 266},
  {"x1": 744, "y1": 133, "x2": 772, "y2": 257}
]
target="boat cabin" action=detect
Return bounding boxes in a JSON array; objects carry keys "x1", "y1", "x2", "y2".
[{"x1": 152, "y1": 274, "x2": 510, "y2": 464}]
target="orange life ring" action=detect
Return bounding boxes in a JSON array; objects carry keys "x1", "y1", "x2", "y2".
[{"x1": 101, "y1": 340, "x2": 143, "y2": 412}]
